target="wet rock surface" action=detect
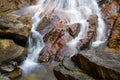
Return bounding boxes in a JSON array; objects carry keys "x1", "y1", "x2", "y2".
[
  {"x1": 99, "y1": 0, "x2": 120, "y2": 53},
  {"x1": 39, "y1": 14, "x2": 98, "y2": 62},
  {"x1": 108, "y1": 16, "x2": 120, "y2": 53},
  {"x1": 72, "y1": 50, "x2": 120, "y2": 80}
]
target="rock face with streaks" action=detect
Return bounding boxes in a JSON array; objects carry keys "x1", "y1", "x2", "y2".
[
  {"x1": 99, "y1": 0, "x2": 120, "y2": 53},
  {"x1": 39, "y1": 15, "x2": 98, "y2": 62}
]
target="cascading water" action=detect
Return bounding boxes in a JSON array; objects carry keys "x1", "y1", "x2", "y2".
[
  {"x1": 13, "y1": 0, "x2": 106, "y2": 75},
  {"x1": 65, "y1": 0, "x2": 106, "y2": 48}
]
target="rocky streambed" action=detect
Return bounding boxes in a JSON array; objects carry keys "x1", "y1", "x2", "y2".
[{"x1": 0, "y1": 0, "x2": 120, "y2": 80}]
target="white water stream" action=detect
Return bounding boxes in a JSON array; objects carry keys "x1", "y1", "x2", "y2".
[{"x1": 12, "y1": 0, "x2": 106, "y2": 75}]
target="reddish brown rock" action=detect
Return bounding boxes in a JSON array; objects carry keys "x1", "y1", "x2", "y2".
[
  {"x1": 55, "y1": 45, "x2": 78, "y2": 61},
  {"x1": 39, "y1": 29, "x2": 73, "y2": 62},
  {"x1": 7, "y1": 68, "x2": 22, "y2": 79},
  {"x1": 108, "y1": 16, "x2": 120, "y2": 53},
  {"x1": 77, "y1": 15, "x2": 98, "y2": 50},
  {"x1": 101, "y1": 1, "x2": 119, "y2": 19},
  {"x1": 100, "y1": 1, "x2": 120, "y2": 48},
  {"x1": 67, "y1": 23, "x2": 80, "y2": 38},
  {"x1": 37, "y1": 17, "x2": 51, "y2": 35},
  {"x1": 39, "y1": 16, "x2": 75, "y2": 62}
]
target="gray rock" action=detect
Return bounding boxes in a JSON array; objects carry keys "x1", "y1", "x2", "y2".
[
  {"x1": 72, "y1": 50, "x2": 120, "y2": 80},
  {"x1": 54, "y1": 58, "x2": 95, "y2": 80}
]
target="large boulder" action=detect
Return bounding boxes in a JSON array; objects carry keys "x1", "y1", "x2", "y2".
[
  {"x1": 54, "y1": 58, "x2": 95, "y2": 80},
  {"x1": 0, "y1": 14, "x2": 32, "y2": 63},
  {"x1": 0, "y1": 39, "x2": 26, "y2": 63},
  {"x1": 0, "y1": 14, "x2": 32, "y2": 47},
  {"x1": 72, "y1": 50, "x2": 120, "y2": 80}
]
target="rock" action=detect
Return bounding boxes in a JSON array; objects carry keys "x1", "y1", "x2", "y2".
[
  {"x1": 107, "y1": 16, "x2": 120, "y2": 53},
  {"x1": 0, "y1": 61, "x2": 17, "y2": 73},
  {"x1": 72, "y1": 50, "x2": 120, "y2": 80},
  {"x1": 67, "y1": 23, "x2": 80, "y2": 38},
  {"x1": 7, "y1": 68, "x2": 22, "y2": 79},
  {"x1": 0, "y1": 14, "x2": 31, "y2": 37},
  {"x1": 39, "y1": 30, "x2": 73, "y2": 62},
  {"x1": 39, "y1": 16, "x2": 74, "y2": 62},
  {"x1": 54, "y1": 58, "x2": 95, "y2": 80},
  {"x1": 0, "y1": 0, "x2": 37, "y2": 16},
  {"x1": 37, "y1": 17, "x2": 51, "y2": 35},
  {"x1": 99, "y1": 0, "x2": 120, "y2": 52},
  {"x1": 0, "y1": 74, "x2": 10, "y2": 80},
  {"x1": 0, "y1": 14, "x2": 32, "y2": 47},
  {"x1": 77, "y1": 15, "x2": 97, "y2": 50},
  {"x1": 101, "y1": 1, "x2": 119, "y2": 19},
  {"x1": 55, "y1": 45, "x2": 78, "y2": 61},
  {"x1": 0, "y1": 39, "x2": 26, "y2": 63}
]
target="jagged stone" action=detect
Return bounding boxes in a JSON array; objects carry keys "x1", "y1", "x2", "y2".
[{"x1": 72, "y1": 50, "x2": 120, "y2": 80}]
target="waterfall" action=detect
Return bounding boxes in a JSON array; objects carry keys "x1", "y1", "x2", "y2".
[
  {"x1": 13, "y1": 0, "x2": 106, "y2": 74},
  {"x1": 66, "y1": 0, "x2": 106, "y2": 48}
]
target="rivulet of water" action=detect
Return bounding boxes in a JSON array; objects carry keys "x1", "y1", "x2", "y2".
[{"x1": 12, "y1": 0, "x2": 106, "y2": 75}]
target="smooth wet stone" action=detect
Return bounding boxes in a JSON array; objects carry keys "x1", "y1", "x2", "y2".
[
  {"x1": 0, "y1": 14, "x2": 32, "y2": 47},
  {"x1": 7, "y1": 68, "x2": 22, "y2": 79},
  {"x1": 0, "y1": 39, "x2": 26, "y2": 63},
  {"x1": 72, "y1": 50, "x2": 120, "y2": 80},
  {"x1": 55, "y1": 45, "x2": 78, "y2": 61}
]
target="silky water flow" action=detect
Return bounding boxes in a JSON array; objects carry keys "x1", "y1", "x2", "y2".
[{"x1": 11, "y1": 0, "x2": 106, "y2": 76}]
